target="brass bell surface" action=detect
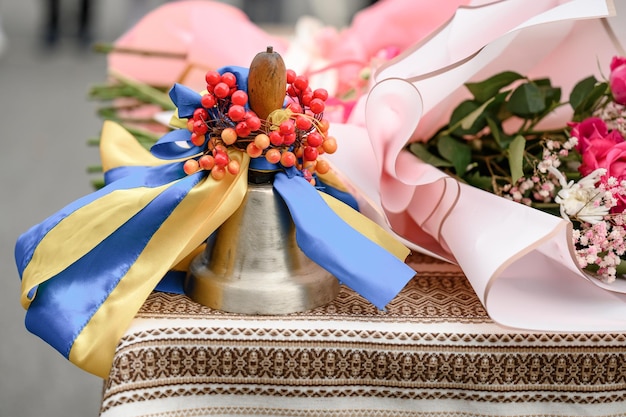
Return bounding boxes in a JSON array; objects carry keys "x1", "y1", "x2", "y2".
[{"x1": 185, "y1": 175, "x2": 340, "y2": 314}]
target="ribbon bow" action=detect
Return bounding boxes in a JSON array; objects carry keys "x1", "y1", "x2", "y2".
[{"x1": 15, "y1": 67, "x2": 415, "y2": 378}]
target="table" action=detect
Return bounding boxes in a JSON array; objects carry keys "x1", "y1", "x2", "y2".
[{"x1": 99, "y1": 253, "x2": 626, "y2": 417}]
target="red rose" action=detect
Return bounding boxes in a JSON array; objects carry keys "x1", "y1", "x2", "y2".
[{"x1": 609, "y1": 56, "x2": 626, "y2": 105}]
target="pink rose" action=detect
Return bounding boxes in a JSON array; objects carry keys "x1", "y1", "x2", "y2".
[
  {"x1": 578, "y1": 125, "x2": 626, "y2": 212},
  {"x1": 569, "y1": 117, "x2": 610, "y2": 154},
  {"x1": 609, "y1": 56, "x2": 626, "y2": 105}
]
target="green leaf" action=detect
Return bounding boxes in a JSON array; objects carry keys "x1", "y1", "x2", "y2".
[
  {"x1": 506, "y1": 82, "x2": 546, "y2": 116},
  {"x1": 465, "y1": 71, "x2": 524, "y2": 102},
  {"x1": 437, "y1": 135, "x2": 471, "y2": 175},
  {"x1": 486, "y1": 116, "x2": 504, "y2": 149},
  {"x1": 507, "y1": 135, "x2": 526, "y2": 183},
  {"x1": 408, "y1": 143, "x2": 453, "y2": 167},
  {"x1": 572, "y1": 82, "x2": 609, "y2": 119},
  {"x1": 460, "y1": 98, "x2": 494, "y2": 131},
  {"x1": 569, "y1": 75, "x2": 598, "y2": 110},
  {"x1": 464, "y1": 171, "x2": 494, "y2": 192},
  {"x1": 449, "y1": 100, "x2": 486, "y2": 135},
  {"x1": 534, "y1": 78, "x2": 561, "y2": 110}
]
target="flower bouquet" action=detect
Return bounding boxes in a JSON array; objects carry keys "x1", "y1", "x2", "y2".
[
  {"x1": 409, "y1": 56, "x2": 626, "y2": 283},
  {"x1": 324, "y1": 0, "x2": 626, "y2": 331}
]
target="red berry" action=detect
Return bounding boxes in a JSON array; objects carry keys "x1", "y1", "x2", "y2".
[
  {"x1": 313, "y1": 88, "x2": 329, "y2": 101},
  {"x1": 231, "y1": 90, "x2": 248, "y2": 106},
  {"x1": 287, "y1": 102, "x2": 303, "y2": 114},
  {"x1": 213, "y1": 82, "x2": 230, "y2": 99},
  {"x1": 294, "y1": 75, "x2": 309, "y2": 91},
  {"x1": 221, "y1": 72, "x2": 237, "y2": 88},
  {"x1": 296, "y1": 116, "x2": 312, "y2": 131},
  {"x1": 201, "y1": 93, "x2": 216, "y2": 108},
  {"x1": 193, "y1": 108, "x2": 208, "y2": 120},
  {"x1": 205, "y1": 70, "x2": 221, "y2": 86},
  {"x1": 286, "y1": 85, "x2": 297, "y2": 98},
  {"x1": 301, "y1": 92, "x2": 313, "y2": 107},
  {"x1": 286, "y1": 69, "x2": 297, "y2": 84},
  {"x1": 269, "y1": 130, "x2": 284, "y2": 146},
  {"x1": 279, "y1": 120, "x2": 295, "y2": 135},
  {"x1": 245, "y1": 113, "x2": 261, "y2": 131},
  {"x1": 193, "y1": 120, "x2": 208, "y2": 135},
  {"x1": 309, "y1": 98, "x2": 325, "y2": 114},
  {"x1": 303, "y1": 146, "x2": 318, "y2": 161},
  {"x1": 306, "y1": 131, "x2": 323, "y2": 147},
  {"x1": 235, "y1": 121, "x2": 251, "y2": 137},
  {"x1": 283, "y1": 132, "x2": 296, "y2": 145},
  {"x1": 228, "y1": 104, "x2": 246, "y2": 122},
  {"x1": 213, "y1": 151, "x2": 229, "y2": 167}
]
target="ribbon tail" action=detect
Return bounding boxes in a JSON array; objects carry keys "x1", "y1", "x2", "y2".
[
  {"x1": 17, "y1": 151, "x2": 249, "y2": 378},
  {"x1": 273, "y1": 172, "x2": 415, "y2": 310}
]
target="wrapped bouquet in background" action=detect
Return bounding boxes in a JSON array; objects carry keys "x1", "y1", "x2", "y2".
[
  {"x1": 324, "y1": 0, "x2": 626, "y2": 332},
  {"x1": 410, "y1": 56, "x2": 626, "y2": 283}
]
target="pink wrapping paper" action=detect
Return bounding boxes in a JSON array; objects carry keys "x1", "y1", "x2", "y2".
[
  {"x1": 327, "y1": 0, "x2": 626, "y2": 331},
  {"x1": 108, "y1": 0, "x2": 289, "y2": 91}
]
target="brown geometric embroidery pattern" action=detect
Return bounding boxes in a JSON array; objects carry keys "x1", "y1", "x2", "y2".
[
  {"x1": 102, "y1": 253, "x2": 626, "y2": 415},
  {"x1": 138, "y1": 272, "x2": 489, "y2": 324},
  {"x1": 101, "y1": 328, "x2": 626, "y2": 414}
]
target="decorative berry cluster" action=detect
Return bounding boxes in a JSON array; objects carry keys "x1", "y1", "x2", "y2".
[{"x1": 182, "y1": 69, "x2": 337, "y2": 185}]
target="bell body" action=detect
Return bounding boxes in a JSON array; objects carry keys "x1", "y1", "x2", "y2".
[{"x1": 185, "y1": 181, "x2": 339, "y2": 314}]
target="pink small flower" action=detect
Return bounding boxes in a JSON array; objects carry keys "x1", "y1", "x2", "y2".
[{"x1": 609, "y1": 56, "x2": 626, "y2": 105}]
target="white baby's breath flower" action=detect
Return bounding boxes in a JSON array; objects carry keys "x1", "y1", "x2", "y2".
[{"x1": 548, "y1": 167, "x2": 609, "y2": 224}]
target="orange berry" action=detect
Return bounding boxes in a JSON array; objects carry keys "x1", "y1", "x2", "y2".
[
  {"x1": 221, "y1": 127, "x2": 237, "y2": 145},
  {"x1": 265, "y1": 148, "x2": 281, "y2": 164},
  {"x1": 227, "y1": 160, "x2": 240, "y2": 175},
  {"x1": 254, "y1": 133, "x2": 270, "y2": 150},
  {"x1": 315, "y1": 158, "x2": 330, "y2": 174},
  {"x1": 190, "y1": 132, "x2": 205, "y2": 147},
  {"x1": 280, "y1": 151, "x2": 296, "y2": 167},
  {"x1": 183, "y1": 159, "x2": 199, "y2": 175},
  {"x1": 246, "y1": 142, "x2": 263, "y2": 158},
  {"x1": 199, "y1": 154, "x2": 215, "y2": 170},
  {"x1": 211, "y1": 165, "x2": 226, "y2": 180},
  {"x1": 322, "y1": 136, "x2": 337, "y2": 154},
  {"x1": 303, "y1": 160, "x2": 317, "y2": 172},
  {"x1": 319, "y1": 119, "x2": 330, "y2": 133}
]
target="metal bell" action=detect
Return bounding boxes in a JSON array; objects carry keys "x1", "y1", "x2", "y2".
[{"x1": 185, "y1": 172, "x2": 340, "y2": 314}]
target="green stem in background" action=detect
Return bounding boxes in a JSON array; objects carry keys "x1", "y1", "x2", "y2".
[{"x1": 90, "y1": 70, "x2": 177, "y2": 111}]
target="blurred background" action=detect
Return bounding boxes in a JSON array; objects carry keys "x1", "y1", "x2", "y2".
[
  {"x1": 0, "y1": 1, "x2": 624, "y2": 417},
  {"x1": 0, "y1": 1, "x2": 370, "y2": 416}
]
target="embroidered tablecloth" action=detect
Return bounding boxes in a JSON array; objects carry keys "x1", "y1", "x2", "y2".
[{"x1": 99, "y1": 254, "x2": 626, "y2": 417}]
